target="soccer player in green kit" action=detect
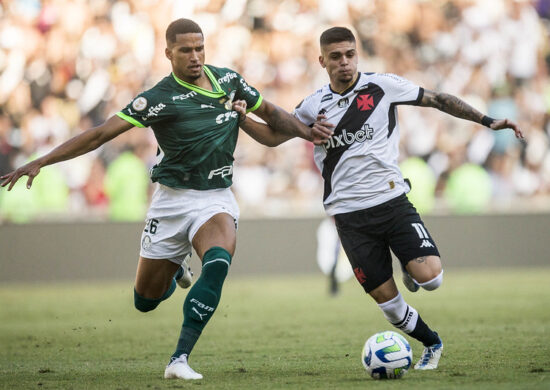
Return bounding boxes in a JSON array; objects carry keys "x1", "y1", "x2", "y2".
[{"x1": 1, "y1": 19, "x2": 332, "y2": 380}]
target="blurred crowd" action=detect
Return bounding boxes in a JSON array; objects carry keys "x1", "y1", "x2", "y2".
[{"x1": 1, "y1": 0, "x2": 550, "y2": 222}]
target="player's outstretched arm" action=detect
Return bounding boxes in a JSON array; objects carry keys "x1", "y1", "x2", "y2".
[
  {"x1": 420, "y1": 89, "x2": 524, "y2": 139},
  {"x1": 234, "y1": 100, "x2": 333, "y2": 146},
  {"x1": 233, "y1": 100, "x2": 292, "y2": 146},
  {"x1": 250, "y1": 99, "x2": 333, "y2": 145},
  {"x1": 0, "y1": 115, "x2": 133, "y2": 191}
]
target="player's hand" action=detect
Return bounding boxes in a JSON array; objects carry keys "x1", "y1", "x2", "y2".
[
  {"x1": 490, "y1": 119, "x2": 524, "y2": 139},
  {"x1": 232, "y1": 100, "x2": 247, "y2": 123},
  {"x1": 311, "y1": 114, "x2": 334, "y2": 145},
  {"x1": 0, "y1": 159, "x2": 43, "y2": 191}
]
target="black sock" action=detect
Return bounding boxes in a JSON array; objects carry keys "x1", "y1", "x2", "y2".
[{"x1": 408, "y1": 315, "x2": 440, "y2": 346}]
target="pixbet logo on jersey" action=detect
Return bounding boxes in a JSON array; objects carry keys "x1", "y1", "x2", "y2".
[{"x1": 324, "y1": 124, "x2": 374, "y2": 150}]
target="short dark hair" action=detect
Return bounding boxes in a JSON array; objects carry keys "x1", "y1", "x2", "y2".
[
  {"x1": 166, "y1": 18, "x2": 203, "y2": 43},
  {"x1": 320, "y1": 27, "x2": 356, "y2": 47}
]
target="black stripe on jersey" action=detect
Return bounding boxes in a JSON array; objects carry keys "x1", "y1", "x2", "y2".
[
  {"x1": 322, "y1": 83, "x2": 385, "y2": 201},
  {"x1": 387, "y1": 87, "x2": 424, "y2": 138}
]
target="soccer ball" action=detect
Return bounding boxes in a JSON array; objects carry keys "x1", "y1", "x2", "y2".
[{"x1": 361, "y1": 331, "x2": 412, "y2": 379}]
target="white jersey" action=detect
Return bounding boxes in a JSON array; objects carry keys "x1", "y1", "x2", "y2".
[{"x1": 293, "y1": 72, "x2": 424, "y2": 216}]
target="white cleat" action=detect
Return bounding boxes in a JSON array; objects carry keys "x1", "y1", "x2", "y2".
[
  {"x1": 414, "y1": 341, "x2": 443, "y2": 370},
  {"x1": 176, "y1": 256, "x2": 193, "y2": 289},
  {"x1": 164, "y1": 354, "x2": 203, "y2": 380}
]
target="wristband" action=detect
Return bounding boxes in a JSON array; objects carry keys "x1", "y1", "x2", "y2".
[{"x1": 481, "y1": 115, "x2": 495, "y2": 127}]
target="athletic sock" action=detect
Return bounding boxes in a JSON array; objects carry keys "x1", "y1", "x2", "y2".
[
  {"x1": 408, "y1": 315, "x2": 441, "y2": 346},
  {"x1": 171, "y1": 246, "x2": 231, "y2": 360},
  {"x1": 172, "y1": 327, "x2": 201, "y2": 360},
  {"x1": 134, "y1": 278, "x2": 176, "y2": 312},
  {"x1": 378, "y1": 292, "x2": 440, "y2": 347}
]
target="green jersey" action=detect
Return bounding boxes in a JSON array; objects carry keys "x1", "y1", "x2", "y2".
[{"x1": 117, "y1": 65, "x2": 262, "y2": 190}]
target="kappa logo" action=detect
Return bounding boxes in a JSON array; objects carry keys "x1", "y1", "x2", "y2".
[
  {"x1": 412, "y1": 223, "x2": 434, "y2": 248},
  {"x1": 201, "y1": 103, "x2": 215, "y2": 109},
  {"x1": 420, "y1": 240, "x2": 434, "y2": 248},
  {"x1": 357, "y1": 94, "x2": 374, "y2": 111}
]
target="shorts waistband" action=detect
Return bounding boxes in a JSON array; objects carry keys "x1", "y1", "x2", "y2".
[{"x1": 335, "y1": 193, "x2": 407, "y2": 217}]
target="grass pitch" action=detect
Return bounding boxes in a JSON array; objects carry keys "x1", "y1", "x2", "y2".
[{"x1": 1, "y1": 268, "x2": 549, "y2": 389}]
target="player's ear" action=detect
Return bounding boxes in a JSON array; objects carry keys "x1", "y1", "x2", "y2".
[
  {"x1": 165, "y1": 47, "x2": 172, "y2": 61},
  {"x1": 319, "y1": 55, "x2": 326, "y2": 68}
]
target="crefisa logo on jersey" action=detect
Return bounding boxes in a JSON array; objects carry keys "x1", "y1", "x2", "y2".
[
  {"x1": 141, "y1": 103, "x2": 166, "y2": 121},
  {"x1": 324, "y1": 124, "x2": 374, "y2": 150},
  {"x1": 218, "y1": 72, "x2": 238, "y2": 85}
]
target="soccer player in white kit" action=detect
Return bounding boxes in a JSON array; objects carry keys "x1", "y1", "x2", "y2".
[{"x1": 234, "y1": 26, "x2": 524, "y2": 370}]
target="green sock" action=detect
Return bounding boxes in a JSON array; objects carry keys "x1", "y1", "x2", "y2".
[
  {"x1": 171, "y1": 247, "x2": 231, "y2": 360},
  {"x1": 134, "y1": 278, "x2": 176, "y2": 312},
  {"x1": 174, "y1": 266, "x2": 184, "y2": 280}
]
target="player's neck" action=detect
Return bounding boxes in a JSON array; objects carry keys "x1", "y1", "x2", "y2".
[
  {"x1": 330, "y1": 73, "x2": 358, "y2": 95},
  {"x1": 173, "y1": 71, "x2": 213, "y2": 91}
]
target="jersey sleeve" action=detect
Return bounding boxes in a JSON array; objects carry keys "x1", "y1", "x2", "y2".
[
  {"x1": 116, "y1": 91, "x2": 176, "y2": 128},
  {"x1": 292, "y1": 94, "x2": 318, "y2": 126},
  {"x1": 377, "y1": 73, "x2": 424, "y2": 106},
  {"x1": 233, "y1": 73, "x2": 263, "y2": 113}
]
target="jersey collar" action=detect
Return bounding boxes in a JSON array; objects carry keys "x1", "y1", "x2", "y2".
[
  {"x1": 171, "y1": 66, "x2": 225, "y2": 98},
  {"x1": 329, "y1": 72, "x2": 361, "y2": 96}
]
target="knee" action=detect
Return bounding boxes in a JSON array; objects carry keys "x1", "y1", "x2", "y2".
[
  {"x1": 418, "y1": 270, "x2": 444, "y2": 291},
  {"x1": 134, "y1": 288, "x2": 161, "y2": 312}
]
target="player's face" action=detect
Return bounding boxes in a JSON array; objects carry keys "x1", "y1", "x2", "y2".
[
  {"x1": 165, "y1": 33, "x2": 205, "y2": 82},
  {"x1": 319, "y1": 41, "x2": 358, "y2": 87}
]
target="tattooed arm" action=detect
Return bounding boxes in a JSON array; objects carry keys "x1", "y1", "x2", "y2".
[{"x1": 420, "y1": 89, "x2": 524, "y2": 139}]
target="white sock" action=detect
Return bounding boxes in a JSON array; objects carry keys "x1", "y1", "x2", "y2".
[
  {"x1": 418, "y1": 270, "x2": 444, "y2": 291},
  {"x1": 378, "y1": 292, "x2": 419, "y2": 334}
]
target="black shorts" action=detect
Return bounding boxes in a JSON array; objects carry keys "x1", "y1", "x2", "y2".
[{"x1": 334, "y1": 194, "x2": 440, "y2": 293}]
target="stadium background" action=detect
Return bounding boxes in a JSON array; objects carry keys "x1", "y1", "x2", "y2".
[
  {"x1": 1, "y1": 5, "x2": 549, "y2": 389},
  {"x1": 1, "y1": 0, "x2": 550, "y2": 223},
  {"x1": 0, "y1": 0, "x2": 549, "y2": 281}
]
